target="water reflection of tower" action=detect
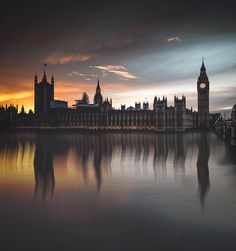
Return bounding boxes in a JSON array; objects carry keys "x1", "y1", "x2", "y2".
[
  {"x1": 153, "y1": 134, "x2": 168, "y2": 178},
  {"x1": 76, "y1": 135, "x2": 90, "y2": 183},
  {"x1": 93, "y1": 134, "x2": 113, "y2": 193},
  {"x1": 197, "y1": 133, "x2": 210, "y2": 209},
  {"x1": 74, "y1": 134, "x2": 112, "y2": 193},
  {"x1": 173, "y1": 134, "x2": 186, "y2": 171},
  {"x1": 34, "y1": 136, "x2": 55, "y2": 200},
  {"x1": 93, "y1": 135, "x2": 103, "y2": 193}
]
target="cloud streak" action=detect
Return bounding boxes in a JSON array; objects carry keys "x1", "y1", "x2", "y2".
[
  {"x1": 166, "y1": 36, "x2": 182, "y2": 43},
  {"x1": 67, "y1": 71, "x2": 98, "y2": 81},
  {"x1": 91, "y1": 65, "x2": 137, "y2": 79},
  {"x1": 45, "y1": 54, "x2": 91, "y2": 64}
]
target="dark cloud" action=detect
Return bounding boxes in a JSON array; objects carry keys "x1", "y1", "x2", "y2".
[
  {"x1": 1, "y1": 0, "x2": 235, "y2": 51},
  {"x1": 0, "y1": 0, "x2": 236, "y2": 111}
]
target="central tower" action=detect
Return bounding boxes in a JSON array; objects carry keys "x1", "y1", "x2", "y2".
[
  {"x1": 94, "y1": 77, "x2": 103, "y2": 106},
  {"x1": 34, "y1": 65, "x2": 54, "y2": 114},
  {"x1": 197, "y1": 59, "x2": 209, "y2": 129}
]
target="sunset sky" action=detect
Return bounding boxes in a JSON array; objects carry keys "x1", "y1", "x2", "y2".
[{"x1": 0, "y1": 0, "x2": 236, "y2": 113}]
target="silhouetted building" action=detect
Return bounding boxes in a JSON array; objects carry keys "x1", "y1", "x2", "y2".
[
  {"x1": 74, "y1": 92, "x2": 90, "y2": 109},
  {"x1": 34, "y1": 70, "x2": 54, "y2": 114},
  {"x1": 135, "y1": 102, "x2": 141, "y2": 110},
  {"x1": 197, "y1": 59, "x2": 210, "y2": 129},
  {"x1": 209, "y1": 113, "x2": 221, "y2": 128},
  {"x1": 102, "y1": 98, "x2": 112, "y2": 112},
  {"x1": 0, "y1": 104, "x2": 18, "y2": 128},
  {"x1": 143, "y1": 101, "x2": 149, "y2": 110},
  {"x1": 152, "y1": 96, "x2": 194, "y2": 131},
  {"x1": 232, "y1": 104, "x2": 236, "y2": 122},
  {"x1": 94, "y1": 77, "x2": 103, "y2": 105},
  {"x1": 50, "y1": 100, "x2": 68, "y2": 109},
  {"x1": 1, "y1": 60, "x2": 214, "y2": 131}
]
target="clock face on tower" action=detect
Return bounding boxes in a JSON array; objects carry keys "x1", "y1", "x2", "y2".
[
  {"x1": 197, "y1": 60, "x2": 209, "y2": 129},
  {"x1": 200, "y1": 83, "x2": 206, "y2": 89}
]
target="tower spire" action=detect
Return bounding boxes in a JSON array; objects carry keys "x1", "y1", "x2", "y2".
[
  {"x1": 200, "y1": 57, "x2": 206, "y2": 73},
  {"x1": 51, "y1": 74, "x2": 54, "y2": 85},
  {"x1": 43, "y1": 63, "x2": 48, "y2": 82},
  {"x1": 96, "y1": 76, "x2": 101, "y2": 93},
  {"x1": 43, "y1": 63, "x2": 48, "y2": 75},
  {"x1": 94, "y1": 76, "x2": 103, "y2": 105}
]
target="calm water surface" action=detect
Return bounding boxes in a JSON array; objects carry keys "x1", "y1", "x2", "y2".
[{"x1": 0, "y1": 132, "x2": 236, "y2": 250}]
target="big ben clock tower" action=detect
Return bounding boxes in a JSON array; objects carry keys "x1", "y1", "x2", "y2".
[{"x1": 197, "y1": 59, "x2": 209, "y2": 129}]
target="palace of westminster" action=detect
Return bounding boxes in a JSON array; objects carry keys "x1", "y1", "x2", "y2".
[{"x1": 0, "y1": 60, "x2": 225, "y2": 131}]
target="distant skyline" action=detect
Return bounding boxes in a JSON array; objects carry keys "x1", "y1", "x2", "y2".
[{"x1": 0, "y1": 0, "x2": 236, "y2": 113}]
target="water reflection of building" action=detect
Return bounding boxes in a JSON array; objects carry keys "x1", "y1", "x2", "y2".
[
  {"x1": 153, "y1": 135, "x2": 168, "y2": 170},
  {"x1": 197, "y1": 133, "x2": 210, "y2": 209},
  {"x1": 152, "y1": 134, "x2": 187, "y2": 176},
  {"x1": 0, "y1": 132, "x2": 214, "y2": 204},
  {"x1": 173, "y1": 134, "x2": 186, "y2": 171},
  {"x1": 34, "y1": 136, "x2": 55, "y2": 200},
  {"x1": 72, "y1": 134, "x2": 112, "y2": 192},
  {"x1": 93, "y1": 141, "x2": 103, "y2": 193}
]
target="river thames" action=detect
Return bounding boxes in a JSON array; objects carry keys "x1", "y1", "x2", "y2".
[{"x1": 0, "y1": 132, "x2": 236, "y2": 250}]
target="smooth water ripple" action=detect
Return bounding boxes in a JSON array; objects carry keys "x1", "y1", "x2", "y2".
[{"x1": 0, "y1": 132, "x2": 236, "y2": 250}]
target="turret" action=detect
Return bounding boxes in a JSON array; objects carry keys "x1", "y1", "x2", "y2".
[
  {"x1": 51, "y1": 75, "x2": 54, "y2": 85},
  {"x1": 174, "y1": 96, "x2": 186, "y2": 113},
  {"x1": 42, "y1": 73, "x2": 47, "y2": 82},
  {"x1": 154, "y1": 96, "x2": 167, "y2": 112},
  {"x1": 135, "y1": 102, "x2": 141, "y2": 110},
  {"x1": 20, "y1": 105, "x2": 25, "y2": 114},
  {"x1": 42, "y1": 63, "x2": 48, "y2": 82},
  {"x1": 34, "y1": 74, "x2": 38, "y2": 85},
  {"x1": 102, "y1": 98, "x2": 112, "y2": 112},
  {"x1": 153, "y1": 96, "x2": 157, "y2": 110},
  {"x1": 174, "y1": 95, "x2": 186, "y2": 108},
  {"x1": 143, "y1": 101, "x2": 149, "y2": 110}
]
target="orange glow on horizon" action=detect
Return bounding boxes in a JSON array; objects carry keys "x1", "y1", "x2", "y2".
[
  {"x1": 0, "y1": 77, "x2": 202, "y2": 112},
  {"x1": 0, "y1": 79, "x2": 139, "y2": 112}
]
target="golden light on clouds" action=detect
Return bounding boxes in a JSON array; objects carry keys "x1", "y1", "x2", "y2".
[
  {"x1": 92, "y1": 65, "x2": 138, "y2": 79},
  {"x1": 45, "y1": 54, "x2": 91, "y2": 64},
  {"x1": 54, "y1": 80, "x2": 136, "y2": 107}
]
